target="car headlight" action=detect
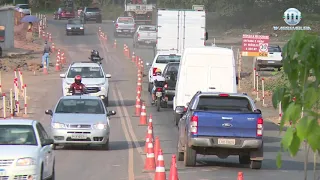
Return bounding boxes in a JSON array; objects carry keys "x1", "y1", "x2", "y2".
[
  {"x1": 80, "y1": 27, "x2": 84, "y2": 29},
  {"x1": 16, "y1": 158, "x2": 36, "y2": 166},
  {"x1": 52, "y1": 122, "x2": 66, "y2": 129},
  {"x1": 93, "y1": 123, "x2": 107, "y2": 130},
  {"x1": 67, "y1": 27, "x2": 71, "y2": 29}
]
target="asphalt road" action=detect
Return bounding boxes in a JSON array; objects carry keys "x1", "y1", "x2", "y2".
[{"x1": 41, "y1": 19, "x2": 319, "y2": 180}]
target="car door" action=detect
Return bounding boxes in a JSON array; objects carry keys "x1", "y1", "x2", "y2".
[
  {"x1": 38, "y1": 123, "x2": 54, "y2": 175},
  {"x1": 36, "y1": 123, "x2": 52, "y2": 179}
]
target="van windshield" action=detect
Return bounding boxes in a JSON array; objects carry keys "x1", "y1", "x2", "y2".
[
  {"x1": 196, "y1": 96, "x2": 253, "y2": 112},
  {"x1": 156, "y1": 55, "x2": 181, "y2": 64}
]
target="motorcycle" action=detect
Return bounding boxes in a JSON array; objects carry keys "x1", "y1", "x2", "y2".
[
  {"x1": 154, "y1": 86, "x2": 167, "y2": 111},
  {"x1": 67, "y1": 88, "x2": 89, "y2": 96},
  {"x1": 88, "y1": 56, "x2": 103, "y2": 64}
]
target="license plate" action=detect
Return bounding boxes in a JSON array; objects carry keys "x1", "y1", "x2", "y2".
[
  {"x1": 123, "y1": 30, "x2": 129, "y2": 32},
  {"x1": 217, "y1": 138, "x2": 235, "y2": 145},
  {"x1": 145, "y1": 41, "x2": 151, "y2": 44},
  {"x1": 156, "y1": 92, "x2": 162, "y2": 97},
  {"x1": 0, "y1": 169, "x2": 6, "y2": 176},
  {"x1": 268, "y1": 61, "x2": 275, "y2": 63},
  {"x1": 71, "y1": 134, "x2": 87, "y2": 139}
]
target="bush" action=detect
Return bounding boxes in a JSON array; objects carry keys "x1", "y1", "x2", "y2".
[
  {"x1": 101, "y1": 4, "x2": 123, "y2": 20},
  {"x1": 264, "y1": 68, "x2": 289, "y2": 92}
]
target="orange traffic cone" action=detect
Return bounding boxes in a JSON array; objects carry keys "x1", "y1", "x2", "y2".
[
  {"x1": 148, "y1": 114, "x2": 153, "y2": 127},
  {"x1": 43, "y1": 61, "x2": 48, "y2": 74},
  {"x1": 132, "y1": 52, "x2": 135, "y2": 62},
  {"x1": 61, "y1": 52, "x2": 66, "y2": 64},
  {"x1": 143, "y1": 142, "x2": 156, "y2": 172},
  {"x1": 154, "y1": 136, "x2": 160, "y2": 162},
  {"x1": 237, "y1": 172, "x2": 244, "y2": 180},
  {"x1": 139, "y1": 102, "x2": 147, "y2": 126},
  {"x1": 55, "y1": 57, "x2": 60, "y2": 72},
  {"x1": 123, "y1": 44, "x2": 126, "y2": 55},
  {"x1": 144, "y1": 125, "x2": 153, "y2": 153},
  {"x1": 134, "y1": 96, "x2": 141, "y2": 117},
  {"x1": 113, "y1": 39, "x2": 117, "y2": 48},
  {"x1": 135, "y1": 55, "x2": 139, "y2": 65},
  {"x1": 51, "y1": 43, "x2": 55, "y2": 53},
  {"x1": 169, "y1": 155, "x2": 179, "y2": 180},
  {"x1": 154, "y1": 149, "x2": 166, "y2": 180}
]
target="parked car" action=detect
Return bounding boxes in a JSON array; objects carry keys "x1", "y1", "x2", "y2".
[
  {"x1": 54, "y1": 7, "x2": 75, "y2": 20},
  {"x1": 66, "y1": 18, "x2": 84, "y2": 35},
  {"x1": 133, "y1": 25, "x2": 157, "y2": 48},
  {"x1": 113, "y1": 17, "x2": 136, "y2": 38},
  {"x1": 15, "y1": 4, "x2": 31, "y2": 15},
  {"x1": 162, "y1": 62, "x2": 179, "y2": 101},
  {"x1": 176, "y1": 91, "x2": 263, "y2": 169},
  {"x1": 254, "y1": 45, "x2": 283, "y2": 71},
  {"x1": 0, "y1": 119, "x2": 55, "y2": 179},
  {"x1": 80, "y1": 7, "x2": 102, "y2": 24},
  {"x1": 45, "y1": 95, "x2": 116, "y2": 150}
]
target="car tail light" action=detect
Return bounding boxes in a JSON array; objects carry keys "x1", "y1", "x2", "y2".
[
  {"x1": 115, "y1": 23, "x2": 118, "y2": 28},
  {"x1": 152, "y1": 67, "x2": 157, "y2": 76},
  {"x1": 156, "y1": 87, "x2": 162, "y2": 91},
  {"x1": 190, "y1": 115, "x2": 198, "y2": 135},
  {"x1": 164, "y1": 84, "x2": 168, "y2": 88},
  {"x1": 219, "y1": 94, "x2": 229, "y2": 97},
  {"x1": 137, "y1": 33, "x2": 140, "y2": 38},
  {"x1": 257, "y1": 117, "x2": 263, "y2": 136}
]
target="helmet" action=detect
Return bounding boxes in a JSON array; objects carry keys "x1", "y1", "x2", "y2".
[
  {"x1": 155, "y1": 69, "x2": 162, "y2": 73},
  {"x1": 94, "y1": 50, "x2": 99, "y2": 56},
  {"x1": 74, "y1": 75, "x2": 82, "y2": 84}
]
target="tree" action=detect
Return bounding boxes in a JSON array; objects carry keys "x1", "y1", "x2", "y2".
[{"x1": 272, "y1": 31, "x2": 320, "y2": 180}]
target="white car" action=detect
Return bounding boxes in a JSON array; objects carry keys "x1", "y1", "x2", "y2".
[
  {"x1": 15, "y1": 4, "x2": 31, "y2": 15},
  {"x1": 146, "y1": 52, "x2": 181, "y2": 93},
  {"x1": 254, "y1": 45, "x2": 283, "y2": 71},
  {"x1": 0, "y1": 119, "x2": 55, "y2": 180},
  {"x1": 60, "y1": 62, "x2": 111, "y2": 106}
]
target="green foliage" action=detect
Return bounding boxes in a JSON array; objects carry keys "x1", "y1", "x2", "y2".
[
  {"x1": 272, "y1": 31, "x2": 320, "y2": 173},
  {"x1": 264, "y1": 68, "x2": 289, "y2": 92},
  {"x1": 101, "y1": 4, "x2": 123, "y2": 20}
]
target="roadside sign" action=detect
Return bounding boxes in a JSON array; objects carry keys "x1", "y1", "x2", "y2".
[{"x1": 241, "y1": 34, "x2": 269, "y2": 57}]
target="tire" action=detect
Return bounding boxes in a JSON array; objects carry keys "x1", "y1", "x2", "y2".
[
  {"x1": 101, "y1": 138, "x2": 109, "y2": 150},
  {"x1": 250, "y1": 160, "x2": 262, "y2": 169},
  {"x1": 183, "y1": 145, "x2": 196, "y2": 166},
  {"x1": 48, "y1": 163, "x2": 55, "y2": 180},
  {"x1": 40, "y1": 164, "x2": 44, "y2": 180},
  {"x1": 174, "y1": 113, "x2": 181, "y2": 126},
  {"x1": 81, "y1": 31, "x2": 85, "y2": 35},
  {"x1": 239, "y1": 155, "x2": 250, "y2": 164},
  {"x1": 156, "y1": 97, "x2": 161, "y2": 112}
]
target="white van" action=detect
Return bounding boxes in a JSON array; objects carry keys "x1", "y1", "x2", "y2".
[{"x1": 173, "y1": 47, "x2": 237, "y2": 125}]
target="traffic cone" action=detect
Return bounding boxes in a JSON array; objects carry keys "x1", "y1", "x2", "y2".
[
  {"x1": 154, "y1": 149, "x2": 166, "y2": 180},
  {"x1": 137, "y1": 89, "x2": 141, "y2": 99},
  {"x1": 237, "y1": 172, "x2": 244, "y2": 180},
  {"x1": 139, "y1": 102, "x2": 147, "y2": 126},
  {"x1": 49, "y1": 33, "x2": 52, "y2": 42},
  {"x1": 43, "y1": 61, "x2": 48, "y2": 74},
  {"x1": 137, "y1": 81, "x2": 142, "y2": 92},
  {"x1": 134, "y1": 96, "x2": 141, "y2": 116},
  {"x1": 148, "y1": 114, "x2": 153, "y2": 127},
  {"x1": 135, "y1": 55, "x2": 139, "y2": 65},
  {"x1": 143, "y1": 142, "x2": 156, "y2": 172},
  {"x1": 98, "y1": 26, "x2": 101, "y2": 33},
  {"x1": 154, "y1": 136, "x2": 160, "y2": 162},
  {"x1": 123, "y1": 44, "x2": 126, "y2": 55},
  {"x1": 132, "y1": 52, "x2": 135, "y2": 62},
  {"x1": 169, "y1": 155, "x2": 179, "y2": 180},
  {"x1": 127, "y1": 48, "x2": 130, "y2": 58},
  {"x1": 51, "y1": 43, "x2": 55, "y2": 53},
  {"x1": 62, "y1": 52, "x2": 66, "y2": 64},
  {"x1": 55, "y1": 56, "x2": 60, "y2": 71},
  {"x1": 144, "y1": 125, "x2": 153, "y2": 153},
  {"x1": 113, "y1": 39, "x2": 117, "y2": 48}
]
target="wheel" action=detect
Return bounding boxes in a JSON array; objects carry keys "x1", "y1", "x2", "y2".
[
  {"x1": 48, "y1": 163, "x2": 55, "y2": 180},
  {"x1": 183, "y1": 144, "x2": 196, "y2": 166},
  {"x1": 101, "y1": 138, "x2": 109, "y2": 150},
  {"x1": 81, "y1": 31, "x2": 85, "y2": 35},
  {"x1": 250, "y1": 160, "x2": 262, "y2": 169},
  {"x1": 239, "y1": 155, "x2": 250, "y2": 164},
  {"x1": 174, "y1": 113, "x2": 181, "y2": 126},
  {"x1": 156, "y1": 97, "x2": 161, "y2": 112}
]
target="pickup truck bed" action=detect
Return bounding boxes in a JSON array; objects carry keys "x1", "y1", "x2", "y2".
[{"x1": 177, "y1": 92, "x2": 263, "y2": 169}]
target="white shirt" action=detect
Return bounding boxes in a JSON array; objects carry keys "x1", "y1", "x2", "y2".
[{"x1": 152, "y1": 75, "x2": 165, "y2": 82}]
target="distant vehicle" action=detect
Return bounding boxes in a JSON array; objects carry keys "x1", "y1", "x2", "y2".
[
  {"x1": 133, "y1": 25, "x2": 157, "y2": 48},
  {"x1": 146, "y1": 52, "x2": 181, "y2": 93},
  {"x1": 45, "y1": 96, "x2": 116, "y2": 150},
  {"x1": 60, "y1": 62, "x2": 111, "y2": 106},
  {"x1": 0, "y1": 119, "x2": 55, "y2": 179},
  {"x1": 15, "y1": 4, "x2": 31, "y2": 15},
  {"x1": 80, "y1": 7, "x2": 102, "y2": 24},
  {"x1": 162, "y1": 62, "x2": 179, "y2": 101},
  {"x1": 113, "y1": 17, "x2": 136, "y2": 37},
  {"x1": 66, "y1": 18, "x2": 84, "y2": 35},
  {"x1": 156, "y1": 9, "x2": 207, "y2": 54},
  {"x1": 173, "y1": 47, "x2": 237, "y2": 125},
  {"x1": 176, "y1": 91, "x2": 263, "y2": 169},
  {"x1": 254, "y1": 45, "x2": 282, "y2": 71},
  {"x1": 124, "y1": 3, "x2": 154, "y2": 24},
  {"x1": 54, "y1": 7, "x2": 75, "y2": 20}
]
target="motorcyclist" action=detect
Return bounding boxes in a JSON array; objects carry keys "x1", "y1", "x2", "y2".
[
  {"x1": 69, "y1": 75, "x2": 86, "y2": 95},
  {"x1": 90, "y1": 50, "x2": 101, "y2": 60},
  {"x1": 151, "y1": 69, "x2": 166, "y2": 104}
]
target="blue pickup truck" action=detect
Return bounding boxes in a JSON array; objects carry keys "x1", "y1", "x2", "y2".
[{"x1": 176, "y1": 91, "x2": 263, "y2": 169}]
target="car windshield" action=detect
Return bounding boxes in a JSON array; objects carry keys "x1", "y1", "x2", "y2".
[
  {"x1": 68, "y1": 19, "x2": 81, "y2": 24},
  {"x1": 0, "y1": 125, "x2": 37, "y2": 145},
  {"x1": 87, "y1": 8, "x2": 100, "y2": 12},
  {"x1": 196, "y1": 96, "x2": 253, "y2": 112},
  {"x1": 268, "y1": 46, "x2": 281, "y2": 52},
  {"x1": 118, "y1": 17, "x2": 134, "y2": 23},
  {"x1": 55, "y1": 99, "x2": 105, "y2": 114},
  {"x1": 67, "y1": 67, "x2": 104, "y2": 78},
  {"x1": 19, "y1": 5, "x2": 29, "y2": 9},
  {"x1": 139, "y1": 26, "x2": 156, "y2": 31},
  {"x1": 156, "y1": 55, "x2": 181, "y2": 64}
]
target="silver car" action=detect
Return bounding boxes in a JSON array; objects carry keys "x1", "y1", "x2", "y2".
[
  {"x1": 45, "y1": 95, "x2": 116, "y2": 150},
  {"x1": 113, "y1": 16, "x2": 136, "y2": 37},
  {"x1": 133, "y1": 25, "x2": 157, "y2": 48}
]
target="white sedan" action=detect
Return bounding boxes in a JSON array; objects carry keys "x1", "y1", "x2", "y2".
[{"x1": 0, "y1": 119, "x2": 55, "y2": 180}]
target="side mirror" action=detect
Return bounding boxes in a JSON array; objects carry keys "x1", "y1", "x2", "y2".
[
  {"x1": 45, "y1": 109, "x2": 53, "y2": 116},
  {"x1": 175, "y1": 106, "x2": 186, "y2": 115},
  {"x1": 108, "y1": 110, "x2": 116, "y2": 116},
  {"x1": 205, "y1": 31, "x2": 208, "y2": 40},
  {"x1": 254, "y1": 109, "x2": 262, "y2": 114},
  {"x1": 42, "y1": 139, "x2": 54, "y2": 146},
  {"x1": 60, "y1": 74, "x2": 66, "y2": 78},
  {"x1": 146, "y1": 62, "x2": 150, "y2": 66},
  {"x1": 105, "y1": 74, "x2": 111, "y2": 78}
]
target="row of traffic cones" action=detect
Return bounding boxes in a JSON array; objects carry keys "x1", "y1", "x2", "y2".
[{"x1": 98, "y1": 27, "x2": 108, "y2": 41}]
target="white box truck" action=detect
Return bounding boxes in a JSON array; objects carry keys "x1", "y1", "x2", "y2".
[{"x1": 156, "y1": 9, "x2": 207, "y2": 54}]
